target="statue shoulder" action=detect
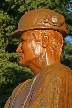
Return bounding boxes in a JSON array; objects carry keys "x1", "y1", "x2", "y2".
[
  {"x1": 44, "y1": 63, "x2": 72, "y2": 76},
  {"x1": 4, "y1": 79, "x2": 31, "y2": 108},
  {"x1": 12, "y1": 79, "x2": 31, "y2": 95},
  {"x1": 41, "y1": 63, "x2": 72, "y2": 84}
]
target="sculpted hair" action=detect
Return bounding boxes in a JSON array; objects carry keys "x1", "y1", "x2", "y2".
[
  {"x1": 48, "y1": 30, "x2": 63, "y2": 56},
  {"x1": 27, "y1": 30, "x2": 63, "y2": 58}
]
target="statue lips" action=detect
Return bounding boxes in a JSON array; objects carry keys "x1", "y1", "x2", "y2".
[
  {"x1": 17, "y1": 56, "x2": 21, "y2": 64},
  {"x1": 17, "y1": 54, "x2": 23, "y2": 64}
]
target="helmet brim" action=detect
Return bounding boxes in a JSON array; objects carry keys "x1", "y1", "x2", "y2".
[
  {"x1": 12, "y1": 29, "x2": 25, "y2": 38},
  {"x1": 12, "y1": 27, "x2": 67, "y2": 38}
]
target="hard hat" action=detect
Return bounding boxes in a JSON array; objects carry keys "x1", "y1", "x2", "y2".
[{"x1": 13, "y1": 8, "x2": 67, "y2": 37}]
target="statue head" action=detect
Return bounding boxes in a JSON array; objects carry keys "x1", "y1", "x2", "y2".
[{"x1": 13, "y1": 8, "x2": 67, "y2": 74}]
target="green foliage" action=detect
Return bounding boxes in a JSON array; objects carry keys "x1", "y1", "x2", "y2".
[
  {"x1": 0, "y1": 50, "x2": 34, "y2": 108},
  {"x1": 61, "y1": 41, "x2": 72, "y2": 69},
  {"x1": 0, "y1": 0, "x2": 72, "y2": 108}
]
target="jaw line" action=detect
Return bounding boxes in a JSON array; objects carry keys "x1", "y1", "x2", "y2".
[{"x1": 17, "y1": 55, "x2": 43, "y2": 69}]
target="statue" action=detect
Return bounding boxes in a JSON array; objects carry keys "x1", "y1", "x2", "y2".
[{"x1": 4, "y1": 8, "x2": 72, "y2": 108}]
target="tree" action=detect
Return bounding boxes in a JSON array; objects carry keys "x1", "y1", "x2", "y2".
[
  {"x1": 61, "y1": 41, "x2": 72, "y2": 69},
  {"x1": 0, "y1": 0, "x2": 72, "y2": 108}
]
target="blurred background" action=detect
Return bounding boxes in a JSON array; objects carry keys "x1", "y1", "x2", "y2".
[{"x1": 0, "y1": 0, "x2": 72, "y2": 107}]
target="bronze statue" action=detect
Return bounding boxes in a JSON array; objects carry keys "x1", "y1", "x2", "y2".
[{"x1": 5, "y1": 8, "x2": 72, "y2": 108}]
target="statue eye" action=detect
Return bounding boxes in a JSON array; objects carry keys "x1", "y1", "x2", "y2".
[
  {"x1": 21, "y1": 41, "x2": 24, "y2": 45},
  {"x1": 20, "y1": 38, "x2": 25, "y2": 43}
]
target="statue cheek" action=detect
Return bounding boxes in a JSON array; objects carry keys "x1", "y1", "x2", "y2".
[
  {"x1": 34, "y1": 44, "x2": 42, "y2": 56},
  {"x1": 29, "y1": 40, "x2": 42, "y2": 56}
]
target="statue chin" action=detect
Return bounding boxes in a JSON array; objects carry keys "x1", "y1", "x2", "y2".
[{"x1": 17, "y1": 56, "x2": 26, "y2": 66}]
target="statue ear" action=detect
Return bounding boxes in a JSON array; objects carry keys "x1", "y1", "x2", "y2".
[{"x1": 42, "y1": 35, "x2": 49, "y2": 48}]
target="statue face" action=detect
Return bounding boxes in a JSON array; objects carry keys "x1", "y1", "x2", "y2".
[
  {"x1": 16, "y1": 30, "x2": 43, "y2": 66},
  {"x1": 16, "y1": 29, "x2": 63, "y2": 70}
]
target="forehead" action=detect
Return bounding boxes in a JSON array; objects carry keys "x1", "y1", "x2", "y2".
[
  {"x1": 20, "y1": 30, "x2": 42, "y2": 40},
  {"x1": 21, "y1": 31, "x2": 28, "y2": 38},
  {"x1": 20, "y1": 29, "x2": 57, "y2": 40}
]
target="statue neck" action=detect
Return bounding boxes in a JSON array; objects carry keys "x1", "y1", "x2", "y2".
[{"x1": 28, "y1": 51, "x2": 60, "y2": 75}]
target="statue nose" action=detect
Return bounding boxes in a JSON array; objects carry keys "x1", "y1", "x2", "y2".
[{"x1": 16, "y1": 43, "x2": 22, "y2": 53}]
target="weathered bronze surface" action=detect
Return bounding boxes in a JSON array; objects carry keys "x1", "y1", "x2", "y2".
[
  {"x1": 5, "y1": 8, "x2": 72, "y2": 108},
  {"x1": 13, "y1": 8, "x2": 67, "y2": 37}
]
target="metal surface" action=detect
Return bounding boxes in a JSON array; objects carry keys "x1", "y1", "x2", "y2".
[
  {"x1": 13, "y1": 8, "x2": 67, "y2": 37},
  {"x1": 4, "y1": 8, "x2": 72, "y2": 108}
]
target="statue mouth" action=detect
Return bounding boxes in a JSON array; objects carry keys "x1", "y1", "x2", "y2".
[
  {"x1": 17, "y1": 57, "x2": 20, "y2": 64},
  {"x1": 17, "y1": 56, "x2": 23, "y2": 63}
]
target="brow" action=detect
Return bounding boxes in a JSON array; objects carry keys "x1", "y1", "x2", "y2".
[{"x1": 20, "y1": 38, "x2": 24, "y2": 42}]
